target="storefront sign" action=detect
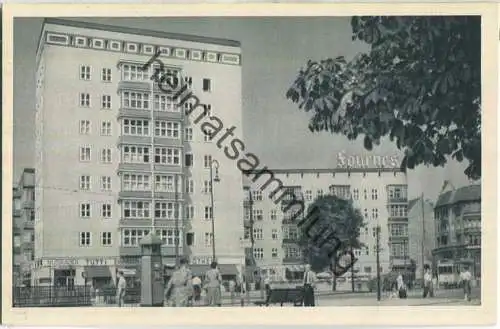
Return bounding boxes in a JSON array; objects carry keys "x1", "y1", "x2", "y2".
[
  {"x1": 336, "y1": 151, "x2": 400, "y2": 169},
  {"x1": 40, "y1": 257, "x2": 116, "y2": 268},
  {"x1": 190, "y1": 256, "x2": 213, "y2": 265}
]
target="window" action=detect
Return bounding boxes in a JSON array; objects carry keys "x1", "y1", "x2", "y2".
[
  {"x1": 154, "y1": 147, "x2": 181, "y2": 165},
  {"x1": 80, "y1": 65, "x2": 91, "y2": 80},
  {"x1": 204, "y1": 232, "x2": 213, "y2": 247},
  {"x1": 253, "y1": 190, "x2": 263, "y2": 201},
  {"x1": 353, "y1": 189, "x2": 359, "y2": 200},
  {"x1": 79, "y1": 232, "x2": 91, "y2": 247},
  {"x1": 102, "y1": 203, "x2": 112, "y2": 218},
  {"x1": 80, "y1": 146, "x2": 91, "y2": 162},
  {"x1": 123, "y1": 201, "x2": 150, "y2": 219},
  {"x1": 203, "y1": 129, "x2": 212, "y2": 142},
  {"x1": 122, "y1": 174, "x2": 151, "y2": 191},
  {"x1": 101, "y1": 232, "x2": 112, "y2": 246},
  {"x1": 122, "y1": 91, "x2": 149, "y2": 110},
  {"x1": 80, "y1": 93, "x2": 91, "y2": 107},
  {"x1": 185, "y1": 153, "x2": 193, "y2": 167},
  {"x1": 389, "y1": 205, "x2": 408, "y2": 217},
  {"x1": 372, "y1": 227, "x2": 378, "y2": 238},
  {"x1": 79, "y1": 120, "x2": 90, "y2": 134},
  {"x1": 271, "y1": 229, "x2": 278, "y2": 240},
  {"x1": 185, "y1": 128, "x2": 193, "y2": 141},
  {"x1": 122, "y1": 229, "x2": 150, "y2": 246},
  {"x1": 390, "y1": 224, "x2": 408, "y2": 237},
  {"x1": 317, "y1": 189, "x2": 323, "y2": 198},
  {"x1": 364, "y1": 189, "x2": 368, "y2": 200},
  {"x1": 153, "y1": 95, "x2": 177, "y2": 112},
  {"x1": 101, "y1": 95, "x2": 111, "y2": 109},
  {"x1": 371, "y1": 188, "x2": 378, "y2": 200},
  {"x1": 101, "y1": 68, "x2": 112, "y2": 82},
  {"x1": 155, "y1": 121, "x2": 180, "y2": 138},
  {"x1": 155, "y1": 229, "x2": 181, "y2": 246},
  {"x1": 101, "y1": 176, "x2": 111, "y2": 191},
  {"x1": 80, "y1": 175, "x2": 91, "y2": 190},
  {"x1": 122, "y1": 64, "x2": 147, "y2": 81},
  {"x1": 305, "y1": 190, "x2": 312, "y2": 201},
  {"x1": 372, "y1": 208, "x2": 379, "y2": 219},
  {"x1": 244, "y1": 227, "x2": 251, "y2": 239},
  {"x1": 390, "y1": 243, "x2": 409, "y2": 257},
  {"x1": 253, "y1": 209, "x2": 263, "y2": 221},
  {"x1": 202, "y1": 78, "x2": 212, "y2": 92},
  {"x1": 271, "y1": 248, "x2": 278, "y2": 258},
  {"x1": 364, "y1": 266, "x2": 372, "y2": 273},
  {"x1": 185, "y1": 205, "x2": 194, "y2": 220},
  {"x1": 253, "y1": 228, "x2": 263, "y2": 240},
  {"x1": 185, "y1": 179, "x2": 194, "y2": 193},
  {"x1": 155, "y1": 175, "x2": 175, "y2": 192},
  {"x1": 122, "y1": 145, "x2": 150, "y2": 163},
  {"x1": 122, "y1": 119, "x2": 149, "y2": 136},
  {"x1": 270, "y1": 210, "x2": 277, "y2": 221},
  {"x1": 155, "y1": 202, "x2": 177, "y2": 219},
  {"x1": 204, "y1": 206, "x2": 213, "y2": 220},
  {"x1": 204, "y1": 155, "x2": 212, "y2": 168},
  {"x1": 101, "y1": 121, "x2": 112, "y2": 136},
  {"x1": 253, "y1": 248, "x2": 264, "y2": 260},
  {"x1": 202, "y1": 180, "x2": 212, "y2": 194},
  {"x1": 364, "y1": 208, "x2": 369, "y2": 219},
  {"x1": 80, "y1": 203, "x2": 91, "y2": 218},
  {"x1": 285, "y1": 247, "x2": 300, "y2": 258},
  {"x1": 100, "y1": 148, "x2": 112, "y2": 163}
]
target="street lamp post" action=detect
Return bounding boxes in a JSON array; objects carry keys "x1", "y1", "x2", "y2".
[
  {"x1": 376, "y1": 225, "x2": 381, "y2": 301},
  {"x1": 209, "y1": 159, "x2": 220, "y2": 262}
]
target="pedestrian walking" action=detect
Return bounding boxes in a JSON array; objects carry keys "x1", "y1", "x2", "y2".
[
  {"x1": 264, "y1": 274, "x2": 271, "y2": 301},
  {"x1": 459, "y1": 266, "x2": 472, "y2": 301},
  {"x1": 204, "y1": 261, "x2": 222, "y2": 306},
  {"x1": 423, "y1": 265, "x2": 433, "y2": 298},
  {"x1": 165, "y1": 258, "x2": 193, "y2": 307},
  {"x1": 192, "y1": 275, "x2": 202, "y2": 305},
  {"x1": 229, "y1": 279, "x2": 236, "y2": 305},
  {"x1": 116, "y1": 271, "x2": 127, "y2": 307},
  {"x1": 396, "y1": 272, "x2": 407, "y2": 299},
  {"x1": 302, "y1": 264, "x2": 316, "y2": 307}
]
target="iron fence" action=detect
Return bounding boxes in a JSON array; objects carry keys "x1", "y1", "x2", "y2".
[{"x1": 13, "y1": 285, "x2": 142, "y2": 307}]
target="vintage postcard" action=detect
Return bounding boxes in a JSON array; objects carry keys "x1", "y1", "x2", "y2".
[{"x1": 2, "y1": 2, "x2": 497, "y2": 326}]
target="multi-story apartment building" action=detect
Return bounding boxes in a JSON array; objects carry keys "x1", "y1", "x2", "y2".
[
  {"x1": 33, "y1": 18, "x2": 244, "y2": 286},
  {"x1": 242, "y1": 167, "x2": 409, "y2": 279},
  {"x1": 407, "y1": 196, "x2": 435, "y2": 281},
  {"x1": 432, "y1": 182, "x2": 481, "y2": 278},
  {"x1": 13, "y1": 168, "x2": 36, "y2": 286}
]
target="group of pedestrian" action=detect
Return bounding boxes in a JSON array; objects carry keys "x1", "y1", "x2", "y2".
[{"x1": 164, "y1": 258, "x2": 229, "y2": 307}]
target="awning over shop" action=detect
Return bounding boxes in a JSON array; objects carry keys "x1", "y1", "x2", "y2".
[
  {"x1": 189, "y1": 264, "x2": 239, "y2": 277},
  {"x1": 84, "y1": 266, "x2": 112, "y2": 279},
  {"x1": 285, "y1": 265, "x2": 305, "y2": 272}
]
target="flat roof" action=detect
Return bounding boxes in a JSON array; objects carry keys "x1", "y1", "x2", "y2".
[{"x1": 41, "y1": 18, "x2": 241, "y2": 48}]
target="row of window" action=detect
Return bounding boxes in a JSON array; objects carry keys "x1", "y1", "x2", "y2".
[
  {"x1": 250, "y1": 188, "x2": 383, "y2": 202},
  {"x1": 79, "y1": 145, "x2": 182, "y2": 165},
  {"x1": 79, "y1": 66, "x2": 112, "y2": 82},
  {"x1": 77, "y1": 201, "x2": 210, "y2": 220},
  {"x1": 78, "y1": 229, "x2": 183, "y2": 247}
]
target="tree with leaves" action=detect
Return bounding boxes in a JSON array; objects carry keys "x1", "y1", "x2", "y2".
[
  {"x1": 298, "y1": 195, "x2": 365, "y2": 291},
  {"x1": 286, "y1": 16, "x2": 481, "y2": 180}
]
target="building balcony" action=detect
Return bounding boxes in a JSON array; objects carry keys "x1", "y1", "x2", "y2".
[
  {"x1": 118, "y1": 163, "x2": 184, "y2": 175},
  {"x1": 243, "y1": 219, "x2": 253, "y2": 228},
  {"x1": 282, "y1": 237, "x2": 300, "y2": 244},
  {"x1": 390, "y1": 256, "x2": 411, "y2": 267},
  {"x1": 119, "y1": 218, "x2": 186, "y2": 227},
  {"x1": 118, "y1": 135, "x2": 183, "y2": 148},
  {"x1": 118, "y1": 107, "x2": 183, "y2": 121},
  {"x1": 119, "y1": 190, "x2": 185, "y2": 201},
  {"x1": 117, "y1": 80, "x2": 150, "y2": 93},
  {"x1": 22, "y1": 242, "x2": 34, "y2": 250},
  {"x1": 388, "y1": 235, "x2": 408, "y2": 242},
  {"x1": 388, "y1": 216, "x2": 408, "y2": 223},
  {"x1": 387, "y1": 197, "x2": 408, "y2": 204},
  {"x1": 119, "y1": 245, "x2": 182, "y2": 257},
  {"x1": 282, "y1": 257, "x2": 302, "y2": 264},
  {"x1": 13, "y1": 209, "x2": 22, "y2": 217},
  {"x1": 22, "y1": 200, "x2": 34, "y2": 209}
]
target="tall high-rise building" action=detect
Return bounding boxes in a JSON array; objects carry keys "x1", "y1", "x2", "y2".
[
  {"x1": 33, "y1": 18, "x2": 244, "y2": 286},
  {"x1": 13, "y1": 168, "x2": 36, "y2": 286},
  {"x1": 242, "y1": 167, "x2": 409, "y2": 279}
]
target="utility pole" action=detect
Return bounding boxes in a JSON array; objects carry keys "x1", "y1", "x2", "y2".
[
  {"x1": 420, "y1": 193, "x2": 426, "y2": 280},
  {"x1": 174, "y1": 174, "x2": 179, "y2": 267},
  {"x1": 247, "y1": 189, "x2": 254, "y2": 305},
  {"x1": 376, "y1": 225, "x2": 381, "y2": 301},
  {"x1": 351, "y1": 245, "x2": 355, "y2": 292}
]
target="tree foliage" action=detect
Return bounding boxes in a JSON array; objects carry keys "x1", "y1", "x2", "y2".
[
  {"x1": 299, "y1": 195, "x2": 365, "y2": 272},
  {"x1": 286, "y1": 16, "x2": 481, "y2": 180}
]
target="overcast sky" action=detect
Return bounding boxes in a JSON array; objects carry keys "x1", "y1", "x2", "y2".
[{"x1": 13, "y1": 17, "x2": 474, "y2": 201}]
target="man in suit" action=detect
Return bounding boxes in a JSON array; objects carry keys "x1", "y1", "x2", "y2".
[{"x1": 302, "y1": 264, "x2": 316, "y2": 307}]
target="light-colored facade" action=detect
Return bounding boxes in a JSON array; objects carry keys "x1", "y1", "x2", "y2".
[
  {"x1": 432, "y1": 182, "x2": 481, "y2": 278},
  {"x1": 13, "y1": 168, "x2": 36, "y2": 286},
  {"x1": 33, "y1": 18, "x2": 244, "y2": 286},
  {"x1": 242, "y1": 168, "x2": 409, "y2": 278},
  {"x1": 407, "y1": 196, "x2": 435, "y2": 280}
]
